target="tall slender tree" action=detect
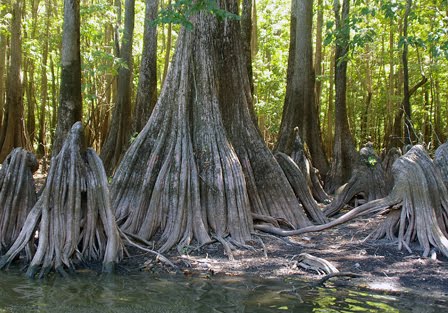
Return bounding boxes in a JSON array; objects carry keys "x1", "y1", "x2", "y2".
[
  {"x1": 52, "y1": 0, "x2": 82, "y2": 155},
  {"x1": 276, "y1": 0, "x2": 328, "y2": 174},
  {"x1": 325, "y1": 0, "x2": 357, "y2": 193},
  {"x1": 0, "y1": 1, "x2": 27, "y2": 162},
  {"x1": 101, "y1": 0, "x2": 135, "y2": 175},
  {"x1": 133, "y1": 0, "x2": 158, "y2": 134}
]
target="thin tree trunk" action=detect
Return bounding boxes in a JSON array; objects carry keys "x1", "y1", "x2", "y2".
[
  {"x1": 0, "y1": 13, "x2": 6, "y2": 131},
  {"x1": 276, "y1": 0, "x2": 328, "y2": 174},
  {"x1": 325, "y1": 50, "x2": 335, "y2": 158},
  {"x1": 133, "y1": 0, "x2": 158, "y2": 134},
  {"x1": 326, "y1": 0, "x2": 357, "y2": 193},
  {"x1": 100, "y1": 0, "x2": 135, "y2": 175},
  {"x1": 402, "y1": 0, "x2": 412, "y2": 146},
  {"x1": 0, "y1": 1, "x2": 26, "y2": 162},
  {"x1": 52, "y1": 0, "x2": 82, "y2": 155},
  {"x1": 314, "y1": 0, "x2": 324, "y2": 114}
]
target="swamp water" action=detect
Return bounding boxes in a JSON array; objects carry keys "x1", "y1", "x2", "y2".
[{"x1": 1, "y1": 269, "x2": 447, "y2": 313}]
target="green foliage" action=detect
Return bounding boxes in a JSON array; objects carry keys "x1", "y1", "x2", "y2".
[
  {"x1": 153, "y1": 0, "x2": 239, "y2": 29},
  {"x1": 253, "y1": 0, "x2": 290, "y2": 138}
]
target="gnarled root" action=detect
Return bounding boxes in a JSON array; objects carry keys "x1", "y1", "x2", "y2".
[
  {"x1": 324, "y1": 144, "x2": 389, "y2": 217},
  {"x1": 290, "y1": 130, "x2": 329, "y2": 203},
  {"x1": 0, "y1": 123, "x2": 123, "y2": 277},
  {"x1": 276, "y1": 152, "x2": 328, "y2": 224},
  {"x1": 0, "y1": 148, "x2": 38, "y2": 253},
  {"x1": 256, "y1": 145, "x2": 448, "y2": 259}
]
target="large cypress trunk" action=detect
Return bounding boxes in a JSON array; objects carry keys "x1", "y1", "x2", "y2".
[{"x1": 111, "y1": 1, "x2": 310, "y2": 253}]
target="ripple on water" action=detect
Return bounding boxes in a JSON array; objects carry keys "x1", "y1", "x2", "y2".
[{"x1": 0, "y1": 269, "x2": 447, "y2": 312}]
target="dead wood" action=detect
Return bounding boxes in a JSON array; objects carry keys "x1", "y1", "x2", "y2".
[
  {"x1": 0, "y1": 148, "x2": 38, "y2": 253},
  {"x1": 276, "y1": 152, "x2": 328, "y2": 224},
  {"x1": 0, "y1": 122, "x2": 123, "y2": 277},
  {"x1": 324, "y1": 143, "x2": 389, "y2": 217}
]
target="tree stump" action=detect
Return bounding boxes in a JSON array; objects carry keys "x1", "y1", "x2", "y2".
[
  {"x1": 0, "y1": 148, "x2": 38, "y2": 253},
  {"x1": 324, "y1": 143, "x2": 389, "y2": 217},
  {"x1": 290, "y1": 129, "x2": 329, "y2": 203},
  {"x1": 0, "y1": 123, "x2": 123, "y2": 277}
]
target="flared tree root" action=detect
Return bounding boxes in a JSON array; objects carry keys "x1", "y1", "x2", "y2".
[
  {"x1": 324, "y1": 143, "x2": 389, "y2": 217},
  {"x1": 290, "y1": 128, "x2": 329, "y2": 203},
  {"x1": 111, "y1": 7, "x2": 311, "y2": 255},
  {"x1": 434, "y1": 141, "x2": 448, "y2": 189},
  {"x1": 0, "y1": 123, "x2": 123, "y2": 277},
  {"x1": 257, "y1": 145, "x2": 448, "y2": 259},
  {"x1": 276, "y1": 152, "x2": 328, "y2": 224},
  {"x1": 0, "y1": 148, "x2": 38, "y2": 253}
]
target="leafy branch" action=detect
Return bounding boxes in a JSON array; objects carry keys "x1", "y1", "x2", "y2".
[{"x1": 153, "y1": 0, "x2": 240, "y2": 30}]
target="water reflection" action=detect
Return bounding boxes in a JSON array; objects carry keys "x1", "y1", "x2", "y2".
[{"x1": 0, "y1": 269, "x2": 447, "y2": 312}]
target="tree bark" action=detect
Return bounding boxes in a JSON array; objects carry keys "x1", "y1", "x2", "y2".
[
  {"x1": 37, "y1": 0, "x2": 51, "y2": 157},
  {"x1": 276, "y1": 0, "x2": 328, "y2": 175},
  {"x1": 52, "y1": 0, "x2": 82, "y2": 155},
  {"x1": 111, "y1": 1, "x2": 310, "y2": 253},
  {"x1": 402, "y1": 0, "x2": 413, "y2": 146},
  {"x1": 325, "y1": 0, "x2": 357, "y2": 193},
  {"x1": 0, "y1": 9, "x2": 7, "y2": 132},
  {"x1": 101, "y1": 0, "x2": 135, "y2": 175},
  {"x1": 133, "y1": 0, "x2": 158, "y2": 134},
  {"x1": 0, "y1": 123, "x2": 123, "y2": 277},
  {"x1": 0, "y1": 148, "x2": 37, "y2": 252},
  {"x1": 0, "y1": 1, "x2": 26, "y2": 162}
]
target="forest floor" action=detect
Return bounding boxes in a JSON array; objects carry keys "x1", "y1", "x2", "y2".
[{"x1": 119, "y1": 215, "x2": 448, "y2": 300}]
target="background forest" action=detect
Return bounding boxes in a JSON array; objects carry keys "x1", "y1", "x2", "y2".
[{"x1": 0, "y1": 0, "x2": 447, "y2": 168}]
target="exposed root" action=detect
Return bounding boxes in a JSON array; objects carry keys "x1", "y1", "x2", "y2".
[
  {"x1": 325, "y1": 144, "x2": 389, "y2": 217},
  {"x1": 0, "y1": 123, "x2": 123, "y2": 277},
  {"x1": 290, "y1": 129, "x2": 329, "y2": 203},
  {"x1": 0, "y1": 148, "x2": 38, "y2": 252},
  {"x1": 119, "y1": 230, "x2": 177, "y2": 270},
  {"x1": 213, "y1": 235, "x2": 235, "y2": 261},
  {"x1": 252, "y1": 213, "x2": 281, "y2": 228},
  {"x1": 276, "y1": 152, "x2": 328, "y2": 224},
  {"x1": 434, "y1": 142, "x2": 448, "y2": 189},
  {"x1": 257, "y1": 145, "x2": 448, "y2": 259}
]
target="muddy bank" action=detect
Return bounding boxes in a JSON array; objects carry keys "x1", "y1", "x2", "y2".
[{"x1": 118, "y1": 217, "x2": 448, "y2": 300}]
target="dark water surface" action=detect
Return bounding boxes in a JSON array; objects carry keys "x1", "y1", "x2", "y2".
[{"x1": 0, "y1": 269, "x2": 447, "y2": 312}]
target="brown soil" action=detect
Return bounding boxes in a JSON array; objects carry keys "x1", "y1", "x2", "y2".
[{"x1": 120, "y1": 215, "x2": 448, "y2": 299}]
